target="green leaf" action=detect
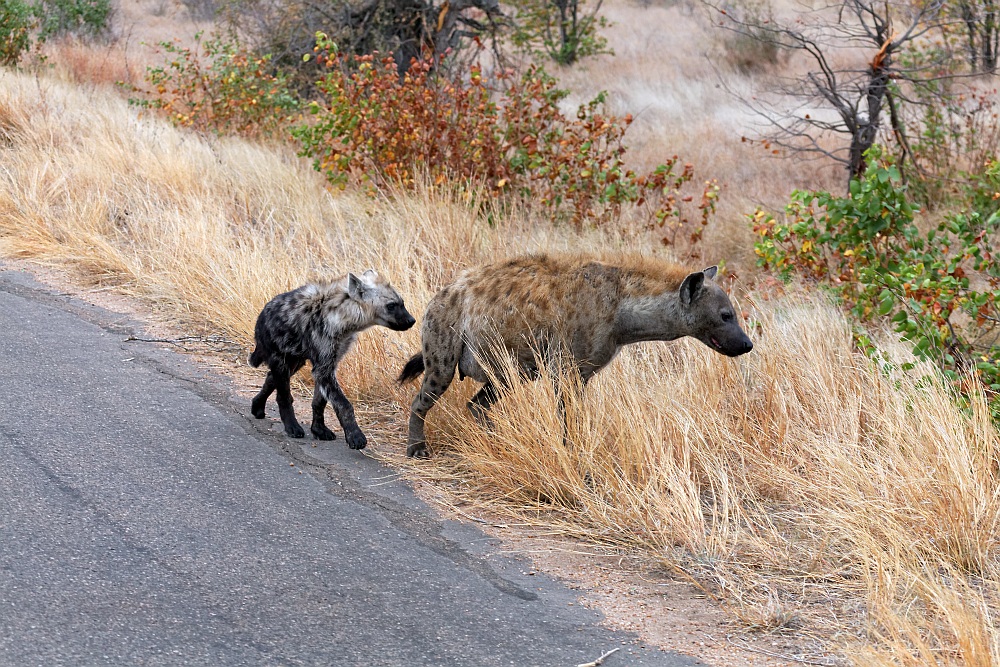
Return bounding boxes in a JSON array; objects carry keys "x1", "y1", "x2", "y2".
[{"x1": 878, "y1": 289, "x2": 895, "y2": 316}]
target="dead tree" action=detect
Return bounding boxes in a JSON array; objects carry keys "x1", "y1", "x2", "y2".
[
  {"x1": 226, "y1": 0, "x2": 505, "y2": 87},
  {"x1": 952, "y1": 0, "x2": 1000, "y2": 72},
  {"x1": 714, "y1": 0, "x2": 948, "y2": 183}
]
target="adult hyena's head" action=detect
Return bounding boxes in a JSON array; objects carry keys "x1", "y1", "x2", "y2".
[
  {"x1": 348, "y1": 270, "x2": 417, "y2": 331},
  {"x1": 679, "y1": 266, "x2": 753, "y2": 357}
]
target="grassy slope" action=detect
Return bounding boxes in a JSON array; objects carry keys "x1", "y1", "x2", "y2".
[{"x1": 1, "y1": 2, "x2": 998, "y2": 663}]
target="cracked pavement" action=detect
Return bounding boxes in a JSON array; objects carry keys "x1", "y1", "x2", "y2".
[{"x1": 0, "y1": 268, "x2": 702, "y2": 667}]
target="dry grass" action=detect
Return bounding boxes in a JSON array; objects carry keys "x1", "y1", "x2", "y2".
[
  {"x1": 1, "y1": 2, "x2": 999, "y2": 664},
  {"x1": 413, "y1": 300, "x2": 1000, "y2": 658}
]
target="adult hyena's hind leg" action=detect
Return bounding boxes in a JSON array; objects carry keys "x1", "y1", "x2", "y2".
[
  {"x1": 404, "y1": 348, "x2": 460, "y2": 458},
  {"x1": 467, "y1": 381, "x2": 501, "y2": 429},
  {"x1": 457, "y1": 342, "x2": 499, "y2": 428}
]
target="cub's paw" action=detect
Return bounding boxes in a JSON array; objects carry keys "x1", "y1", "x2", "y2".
[
  {"x1": 311, "y1": 424, "x2": 337, "y2": 441},
  {"x1": 284, "y1": 423, "x2": 306, "y2": 438},
  {"x1": 346, "y1": 431, "x2": 368, "y2": 450}
]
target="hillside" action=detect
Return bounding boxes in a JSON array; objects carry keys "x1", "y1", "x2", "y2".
[{"x1": 1, "y1": 0, "x2": 999, "y2": 664}]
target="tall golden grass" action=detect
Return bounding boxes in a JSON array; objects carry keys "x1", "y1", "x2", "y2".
[{"x1": 1, "y1": 19, "x2": 998, "y2": 664}]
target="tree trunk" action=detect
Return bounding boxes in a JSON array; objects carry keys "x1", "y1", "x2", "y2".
[
  {"x1": 960, "y1": 0, "x2": 980, "y2": 70},
  {"x1": 985, "y1": 0, "x2": 998, "y2": 72},
  {"x1": 850, "y1": 48, "x2": 892, "y2": 180}
]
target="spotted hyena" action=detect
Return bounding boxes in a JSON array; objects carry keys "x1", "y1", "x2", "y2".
[
  {"x1": 249, "y1": 270, "x2": 416, "y2": 449},
  {"x1": 398, "y1": 253, "x2": 753, "y2": 457}
]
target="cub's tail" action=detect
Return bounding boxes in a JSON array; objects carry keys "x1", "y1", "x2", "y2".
[
  {"x1": 247, "y1": 347, "x2": 266, "y2": 368},
  {"x1": 397, "y1": 353, "x2": 425, "y2": 384}
]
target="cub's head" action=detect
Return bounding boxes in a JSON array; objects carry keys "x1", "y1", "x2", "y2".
[
  {"x1": 348, "y1": 269, "x2": 417, "y2": 332},
  {"x1": 679, "y1": 266, "x2": 753, "y2": 357}
]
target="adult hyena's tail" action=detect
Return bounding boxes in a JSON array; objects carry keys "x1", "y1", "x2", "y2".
[
  {"x1": 397, "y1": 353, "x2": 425, "y2": 384},
  {"x1": 248, "y1": 346, "x2": 266, "y2": 368}
]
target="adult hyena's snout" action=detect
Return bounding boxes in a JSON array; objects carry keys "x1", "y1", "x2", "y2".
[{"x1": 708, "y1": 323, "x2": 754, "y2": 357}]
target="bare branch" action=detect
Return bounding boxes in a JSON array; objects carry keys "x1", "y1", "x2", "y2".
[{"x1": 708, "y1": 0, "x2": 958, "y2": 185}]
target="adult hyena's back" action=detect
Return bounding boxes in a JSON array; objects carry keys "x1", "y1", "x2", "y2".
[
  {"x1": 455, "y1": 256, "x2": 628, "y2": 367},
  {"x1": 402, "y1": 257, "x2": 602, "y2": 385}
]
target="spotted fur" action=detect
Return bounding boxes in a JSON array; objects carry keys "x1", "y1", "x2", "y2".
[
  {"x1": 250, "y1": 270, "x2": 415, "y2": 449},
  {"x1": 398, "y1": 253, "x2": 753, "y2": 457}
]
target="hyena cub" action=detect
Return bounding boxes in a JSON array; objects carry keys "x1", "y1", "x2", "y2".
[
  {"x1": 398, "y1": 253, "x2": 753, "y2": 458},
  {"x1": 249, "y1": 270, "x2": 415, "y2": 449}
]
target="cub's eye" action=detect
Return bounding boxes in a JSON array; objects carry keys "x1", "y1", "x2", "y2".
[{"x1": 720, "y1": 311, "x2": 734, "y2": 322}]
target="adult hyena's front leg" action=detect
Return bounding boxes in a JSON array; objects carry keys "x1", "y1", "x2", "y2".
[{"x1": 314, "y1": 366, "x2": 366, "y2": 450}]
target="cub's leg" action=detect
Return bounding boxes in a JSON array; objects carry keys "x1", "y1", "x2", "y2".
[
  {"x1": 309, "y1": 388, "x2": 337, "y2": 441},
  {"x1": 251, "y1": 372, "x2": 275, "y2": 419},
  {"x1": 314, "y1": 364, "x2": 366, "y2": 450},
  {"x1": 273, "y1": 369, "x2": 305, "y2": 438}
]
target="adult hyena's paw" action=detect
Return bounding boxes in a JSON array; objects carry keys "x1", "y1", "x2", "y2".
[
  {"x1": 406, "y1": 441, "x2": 429, "y2": 458},
  {"x1": 346, "y1": 430, "x2": 368, "y2": 450},
  {"x1": 284, "y1": 422, "x2": 306, "y2": 438},
  {"x1": 311, "y1": 423, "x2": 337, "y2": 441},
  {"x1": 468, "y1": 404, "x2": 495, "y2": 432}
]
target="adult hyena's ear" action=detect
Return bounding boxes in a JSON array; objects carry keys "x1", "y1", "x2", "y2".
[
  {"x1": 362, "y1": 268, "x2": 378, "y2": 280},
  {"x1": 703, "y1": 265, "x2": 718, "y2": 281},
  {"x1": 348, "y1": 273, "x2": 367, "y2": 301},
  {"x1": 679, "y1": 270, "x2": 707, "y2": 307}
]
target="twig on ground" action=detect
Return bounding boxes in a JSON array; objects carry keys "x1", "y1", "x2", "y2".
[
  {"x1": 664, "y1": 562, "x2": 720, "y2": 602},
  {"x1": 447, "y1": 502, "x2": 510, "y2": 529},
  {"x1": 124, "y1": 334, "x2": 241, "y2": 352},
  {"x1": 577, "y1": 647, "x2": 620, "y2": 667}
]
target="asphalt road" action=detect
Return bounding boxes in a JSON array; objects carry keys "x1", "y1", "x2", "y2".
[{"x1": 0, "y1": 269, "x2": 702, "y2": 667}]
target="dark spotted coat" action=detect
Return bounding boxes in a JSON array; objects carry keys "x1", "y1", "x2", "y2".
[{"x1": 250, "y1": 270, "x2": 415, "y2": 449}]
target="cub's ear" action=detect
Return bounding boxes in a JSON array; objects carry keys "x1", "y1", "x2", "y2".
[
  {"x1": 679, "y1": 270, "x2": 706, "y2": 307},
  {"x1": 703, "y1": 265, "x2": 718, "y2": 281},
  {"x1": 347, "y1": 273, "x2": 367, "y2": 301}
]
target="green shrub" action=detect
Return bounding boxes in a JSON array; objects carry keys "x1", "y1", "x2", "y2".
[
  {"x1": 509, "y1": 0, "x2": 612, "y2": 66},
  {"x1": 0, "y1": 0, "x2": 34, "y2": 66},
  {"x1": 128, "y1": 33, "x2": 300, "y2": 139},
  {"x1": 883, "y1": 45, "x2": 1000, "y2": 210},
  {"x1": 33, "y1": 0, "x2": 111, "y2": 41},
  {"x1": 753, "y1": 145, "x2": 1000, "y2": 421},
  {"x1": 293, "y1": 44, "x2": 503, "y2": 190}
]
